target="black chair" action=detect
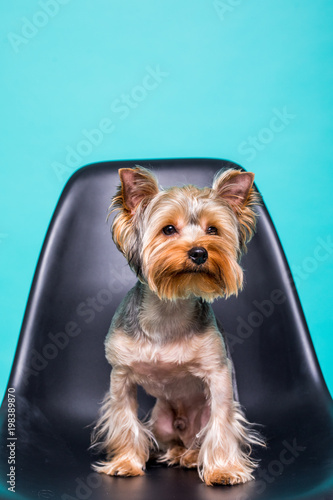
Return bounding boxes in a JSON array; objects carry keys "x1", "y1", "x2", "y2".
[{"x1": 1, "y1": 159, "x2": 332, "y2": 500}]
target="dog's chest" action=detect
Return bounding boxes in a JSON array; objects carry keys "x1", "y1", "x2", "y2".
[
  {"x1": 131, "y1": 358, "x2": 205, "y2": 400},
  {"x1": 106, "y1": 327, "x2": 223, "y2": 400}
]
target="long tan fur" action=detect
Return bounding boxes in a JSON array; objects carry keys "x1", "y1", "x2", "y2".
[{"x1": 91, "y1": 166, "x2": 265, "y2": 485}]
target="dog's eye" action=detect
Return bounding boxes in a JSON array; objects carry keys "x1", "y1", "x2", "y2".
[
  {"x1": 207, "y1": 226, "x2": 218, "y2": 235},
  {"x1": 162, "y1": 225, "x2": 177, "y2": 236}
]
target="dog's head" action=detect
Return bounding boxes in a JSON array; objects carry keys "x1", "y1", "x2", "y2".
[{"x1": 110, "y1": 166, "x2": 260, "y2": 302}]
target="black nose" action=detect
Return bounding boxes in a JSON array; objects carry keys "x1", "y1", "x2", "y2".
[{"x1": 188, "y1": 247, "x2": 208, "y2": 265}]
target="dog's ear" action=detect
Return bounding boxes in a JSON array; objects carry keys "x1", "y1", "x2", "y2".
[
  {"x1": 212, "y1": 169, "x2": 255, "y2": 209},
  {"x1": 110, "y1": 166, "x2": 159, "y2": 272},
  {"x1": 118, "y1": 166, "x2": 159, "y2": 214},
  {"x1": 212, "y1": 169, "x2": 260, "y2": 252}
]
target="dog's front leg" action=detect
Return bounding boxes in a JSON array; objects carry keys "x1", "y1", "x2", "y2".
[
  {"x1": 197, "y1": 361, "x2": 261, "y2": 485},
  {"x1": 92, "y1": 366, "x2": 154, "y2": 476}
]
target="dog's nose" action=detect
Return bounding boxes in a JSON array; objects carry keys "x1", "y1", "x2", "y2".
[{"x1": 188, "y1": 247, "x2": 208, "y2": 265}]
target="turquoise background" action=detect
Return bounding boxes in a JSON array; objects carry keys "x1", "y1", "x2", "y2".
[{"x1": 1, "y1": 1, "x2": 332, "y2": 402}]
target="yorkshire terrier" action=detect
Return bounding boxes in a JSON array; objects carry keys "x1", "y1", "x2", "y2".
[{"x1": 91, "y1": 166, "x2": 265, "y2": 485}]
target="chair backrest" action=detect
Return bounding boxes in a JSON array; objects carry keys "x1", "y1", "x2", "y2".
[{"x1": 8, "y1": 159, "x2": 331, "y2": 441}]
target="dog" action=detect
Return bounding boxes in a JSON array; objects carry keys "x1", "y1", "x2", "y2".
[{"x1": 91, "y1": 166, "x2": 265, "y2": 485}]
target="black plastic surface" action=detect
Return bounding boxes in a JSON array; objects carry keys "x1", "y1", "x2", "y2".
[{"x1": 1, "y1": 158, "x2": 332, "y2": 499}]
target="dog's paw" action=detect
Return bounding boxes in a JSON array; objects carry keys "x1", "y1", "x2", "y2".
[
  {"x1": 202, "y1": 465, "x2": 254, "y2": 486},
  {"x1": 158, "y1": 445, "x2": 186, "y2": 466},
  {"x1": 92, "y1": 456, "x2": 145, "y2": 477},
  {"x1": 158, "y1": 446, "x2": 199, "y2": 468},
  {"x1": 179, "y1": 449, "x2": 199, "y2": 468}
]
